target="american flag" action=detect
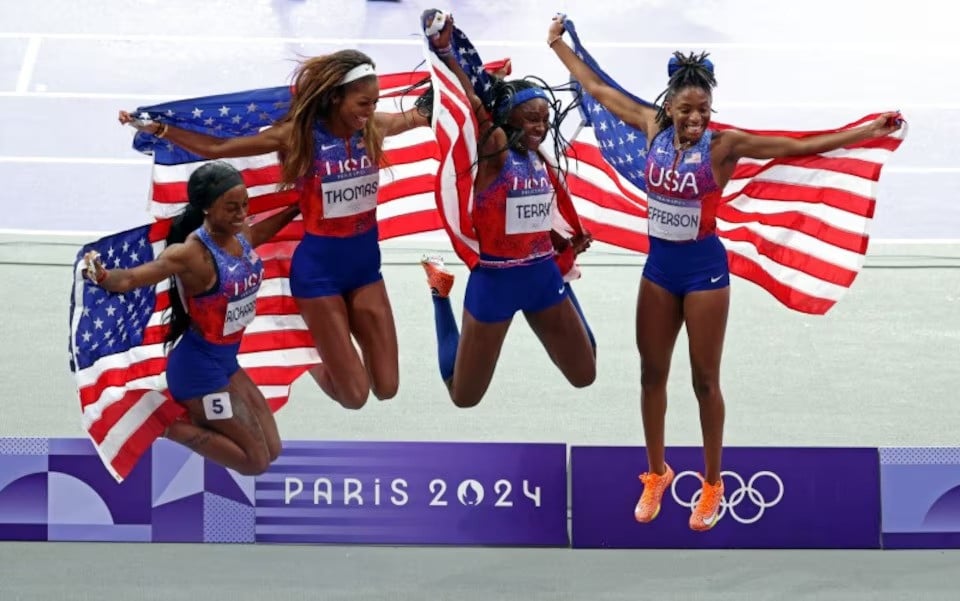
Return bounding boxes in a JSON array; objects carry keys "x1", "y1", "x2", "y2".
[
  {"x1": 423, "y1": 27, "x2": 585, "y2": 272},
  {"x1": 560, "y1": 18, "x2": 908, "y2": 314},
  {"x1": 68, "y1": 216, "x2": 320, "y2": 482},
  {"x1": 71, "y1": 73, "x2": 438, "y2": 482},
  {"x1": 134, "y1": 72, "x2": 443, "y2": 236},
  {"x1": 68, "y1": 222, "x2": 174, "y2": 482}
]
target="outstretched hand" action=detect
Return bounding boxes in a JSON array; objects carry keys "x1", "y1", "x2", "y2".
[
  {"x1": 118, "y1": 110, "x2": 162, "y2": 135},
  {"x1": 864, "y1": 111, "x2": 903, "y2": 138}
]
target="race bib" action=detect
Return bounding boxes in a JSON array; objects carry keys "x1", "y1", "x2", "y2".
[
  {"x1": 505, "y1": 192, "x2": 554, "y2": 235},
  {"x1": 202, "y1": 391, "x2": 234, "y2": 421},
  {"x1": 647, "y1": 193, "x2": 702, "y2": 241},
  {"x1": 223, "y1": 292, "x2": 257, "y2": 337},
  {"x1": 321, "y1": 171, "x2": 379, "y2": 219}
]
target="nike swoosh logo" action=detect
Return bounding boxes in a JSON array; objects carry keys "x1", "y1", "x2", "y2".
[
  {"x1": 710, "y1": 275, "x2": 723, "y2": 283},
  {"x1": 558, "y1": 286, "x2": 565, "y2": 295},
  {"x1": 320, "y1": 144, "x2": 338, "y2": 151},
  {"x1": 227, "y1": 264, "x2": 240, "y2": 272}
]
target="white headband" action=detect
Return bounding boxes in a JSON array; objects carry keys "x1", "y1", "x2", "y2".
[{"x1": 339, "y1": 63, "x2": 376, "y2": 86}]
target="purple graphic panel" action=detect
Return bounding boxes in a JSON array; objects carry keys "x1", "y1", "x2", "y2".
[
  {"x1": 150, "y1": 439, "x2": 255, "y2": 543},
  {"x1": 255, "y1": 441, "x2": 568, "y2": 546},
  {"x1": 0, "y1": 438, "x2": 255, "y2": 543},
  {"x1": 881, "y1": 448, "x2": 960, "y2": 549},
  {"x1": 571, "y1": 446, "x2": 880, "y2": 549},
  {"x1": 0, "y1": 439, "x2": 53, "y2": 540},
  {"x1": 0, "y1": 437, "x2": 154, "y2": 541}
]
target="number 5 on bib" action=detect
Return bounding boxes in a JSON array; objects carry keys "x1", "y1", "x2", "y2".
[{"x1": 202, "y1": 391, "x2": 234, "y2": 421}]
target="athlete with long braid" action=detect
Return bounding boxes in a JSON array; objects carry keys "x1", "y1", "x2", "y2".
[
  {"x1": 82, "y1": 162, "x2": 299, "y2": 474},
  {"x1": 419, "y1": 11, "x2": 597, "y2": 409}
]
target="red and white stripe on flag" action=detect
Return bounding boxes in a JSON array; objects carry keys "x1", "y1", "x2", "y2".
[{"x1": 564, "y1": 115, "x2": 907, "y2": 314}]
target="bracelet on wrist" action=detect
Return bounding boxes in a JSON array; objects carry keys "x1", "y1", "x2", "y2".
[
  {"x1": 155, "y1": 123, "x2": 169, "y2": 138},
  {"x1": 547, "y1": 36, "x2": 564, "y2": 48}
]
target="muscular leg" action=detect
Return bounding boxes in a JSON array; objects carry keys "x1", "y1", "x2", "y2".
[
  {"x1": 345, "y1": 280, "x2": 400, "y2": 401},
  {"x1": 636, "y1": 277, "x2": 684, "y2": 475},
  {"x1": 524, "y1": 297, "x2": 596, "y2": 387},
  {"x1": 230, "y1": 368, "x2": 281, "y2": 461},
  {"x1": 682, "y1": 286, "x2": 730, "y2": 485},
  {"x1": 164, "y1": 370, "x2": 274, "y2": 475},
  {"x1": 296, "y1": 295, "x2": 371, "y2": 409},
  {"x1": 564, "y1": 283, "x2": 597, "y2": 355},
  {"x1": 446, "y1": 310, "x2": 512, "y2": 408}
]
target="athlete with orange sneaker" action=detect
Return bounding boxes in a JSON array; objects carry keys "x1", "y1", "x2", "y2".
[
  {"x1": 419, "y1": 10, "x2": 597, "y2": 408},
  {"x1": 547, "y1": 14, "x2": 902, "y2": 531}
]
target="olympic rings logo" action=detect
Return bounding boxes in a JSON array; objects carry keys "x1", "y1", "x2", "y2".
[{"x1": 670, "y1": 470, "x2": 785, "y2": 525}]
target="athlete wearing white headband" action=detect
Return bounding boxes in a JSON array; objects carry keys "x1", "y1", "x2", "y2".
[
  {"x1": 339, "y1": 63, "x2": 377, "y2": 86},
  {"x1": 118, "y1": 49, "x2": 430, "y2": 412}
]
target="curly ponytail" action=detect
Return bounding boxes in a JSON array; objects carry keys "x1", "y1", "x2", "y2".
[{"x1": 654, "y1": 51, "x2": 717, "y2": 131}]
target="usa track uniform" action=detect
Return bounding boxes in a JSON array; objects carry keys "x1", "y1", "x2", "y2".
[
  {"x1": 465, "y1": 149, "x2": 568, "y2": 323},
  {"x1": 290, "y1": 122, "x2": 383, "y2": 298},
  {"x1": 642, "y1": 126, "x2": 729, "y2": 296},
  {"x1": 166, "y1": 227, "x2": 264, "y2": 401}
]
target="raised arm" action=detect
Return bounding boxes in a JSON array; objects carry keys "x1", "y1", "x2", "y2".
[
  {"x1": 719, "y1": 112, "x2": 903, "y2": 161},
  {"x1": 423, "y1": 11, "x2": 506, "y2": 156},
  {"x1": 83, "y1": 242, "x2": 195, "y2": 294},
  {"x1": 119, "y1": 111, "x2": 292, "y2": 158},
  {"x1": 547, "y1": 16, "x2": 658, "y2": 139}
]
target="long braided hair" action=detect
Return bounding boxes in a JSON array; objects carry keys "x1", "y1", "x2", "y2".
[
  {"x1": 409, "y1": 59, "x2": 581, "y2": 174},
  {"x1": 654, "y1": 51, "x2": 717, "y2": 132},
  {"x1": 164, "y1": 162, "x2": 244, "y2": 349},
  {"x1": 280, "y1": 50, "x2": 386, "y2": 186},
  {"x1": 426, "y1": 75, "x2": 580, "y2": 173}
]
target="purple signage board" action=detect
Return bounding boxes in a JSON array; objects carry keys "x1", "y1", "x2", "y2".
[
  {"x1": 0, "y1": 438, "x2": 254, "y2": 543},
  {"x1": 254, "y1": 441, "x2": 568, "y2": 546},
  {"x1": 0, "y1": 438, "x2": 152, "y2": 541},
  {"x1": 881, "y1": 448, "x2": 960, "y2": 549},
  {"x1": 571, "y1": 446, "x2": 880, "y2": 549},
  {"x1": 150, "y1": 439, "x2": 255, "y2": 543}
]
